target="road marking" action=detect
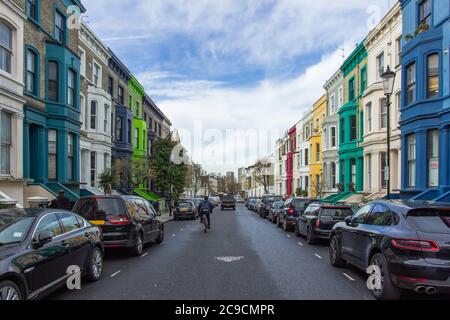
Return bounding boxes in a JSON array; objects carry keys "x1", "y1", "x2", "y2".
[
  {"x1": 314, "y1": 254, "x2": 323, "y2": 259},
  {"x1": 343, "y1": 273, "x2": 355, "y2": 281},
  {"x1": 215, "y1": 256, "x2": 245, "y2": 263},
  {"x1": 297, "y1": 242, "x2": 304, "y2": 246},
  {"x1": 141, "y1": 252, "x2": 149, "y2": 258},
  {"x1": 278, "y1": 229, "x2": 282, "y2": 232},
  {"x1": 180, "y1": 228, "x2": 184, "y2": 231},
  {"x1": 110, "y1": 270, "x2": 121, "y2": 278},
  {"x1": 286, "y1": 234, "x2": 291, "y2": 238},
  {"x1": 172, "y1": 234, "x2": 176, "y2": 237}
]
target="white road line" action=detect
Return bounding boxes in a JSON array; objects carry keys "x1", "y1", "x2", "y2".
[
  {"x1": 172, "y1": 234, "x2": 176, "y2": 237},
  {"x1": 297, "y1": 242, "x2": 304, "y2": 246},
  {"x1": 278, "y1": 229, "x2": 282, "y2": 232},
  {"x1": 110, "y1": 270, "x2": 121, "y2": 278},
  {"x1": 286, "y1": 234, "x2": 291, "y2": 238},
  {"x1": 141, "y1": 252, "x2": 149, "y2": 258},
  {"x1": 180, "y1": 228, "x2": 184, "y2": 231},
  {"x1": 314, "y1": 254, "x2": 323, "y2": 259},
  {"x1": 343, "y1": 273, "x2": 355, "y2": 281}
]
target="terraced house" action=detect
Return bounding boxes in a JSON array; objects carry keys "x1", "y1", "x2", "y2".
[
  {"x1": 309, "y1": 94, "x2": 326, "y2": 198},
  {"x1": 339, "y1": 41, "x2": 367, "y2": 194},
  {"x1": 129, "y1": 75, "x2": 147, "y2": 164},
  {"x1": 362, "y1": 2, "x2": 402, "y2": 199},
  {"x1": 79, "y1": 21, "x2": 112, "y2": 195},
  {"x1": 22, "y1": 0, "x2": 86, "y2": 204},
  {"x1": 400, "y1": 0, "x2": 450, "y2": 201},
  {"x1": 0, "y1": 0, "x2": 25, "y2": 207}
]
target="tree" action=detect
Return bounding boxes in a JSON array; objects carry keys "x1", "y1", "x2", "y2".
[
  {"x1": 112, "y1": 158, "x2": 151, "y2": 194},
  {"x1": 149, "y1": 137, "x2": 188, "y2": 213},
  {"x1": 98, "y1": 168, "x2": 118, "y2": 195},
  {"x1": 251, "y1": 159, "x2": 272, "y2": 194},
  {"x1": 187, "y1": 162, "x2": 206, "y2": 197}
]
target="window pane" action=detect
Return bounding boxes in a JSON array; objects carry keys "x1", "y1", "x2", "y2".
[
  {"x1": 407, "y1": 63, "x2": 416, "y2": 104},
  {"x1": 34, "y1": 214, "x2": 62, "y2": 240},
  {"x1": 427, "y1": 54, "x2": 439, "y2": 98},
  {"x1": 0, "y1": 22, "x2": 12, "y2": 73},
  {"x1": 48, "y1": 130, "x2": 57, "y2": 180},
  {"x1": 90, "y1": 101, "x2": 97, "y2": 129},
  {"x1": 58, "y1": 213, "x2": 81, "y2": 233},
  {"x1": 380, "y1": 98, "x2": 387, "y2": 129},
  {"x1": 380, "y1": 152, "x2": 387, "y2": 189},
  {"x1": 408, "y1": 135, "x2": 416, "y2": 187},
  {"x1": 428, "y1": 130, "x2": 439, "y2": 187},
  {"x1": 48, "y1": 61, "x2": 59, "y2": 101}
]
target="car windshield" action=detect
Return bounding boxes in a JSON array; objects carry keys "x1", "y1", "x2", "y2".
[
  {"x1": 0, "y1": 215, "x2": 34, "y2": 245},
  {"x1": 321, "y1": 208, "x2": 353, "y2": 219},
  {"x1": 178, "y1": 202, "x2": 192, "y2": 208},
  {"x1": 407, "y1": 209, "x2": 450, "y2": 233},
  {"x1": 72, "y1": 198, "x2": 126, "y2": 220},
  {"x1": 292, "y1": 199, "x2": 311, "y2": 210},
  {"x1": 273, "y1": 201, "x2": 284, "y2": 209},
  {"x1": 223, "y1": 196, "x2": 234, "y2": 201}
]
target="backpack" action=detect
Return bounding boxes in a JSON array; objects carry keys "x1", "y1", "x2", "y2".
[{"x1": 199, "y1": 201, "x2": 210, "y2": 214}]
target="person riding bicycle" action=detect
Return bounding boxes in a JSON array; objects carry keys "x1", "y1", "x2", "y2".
[{"x1": 198, "y1": 196, "x2": 213, "y2": 229}]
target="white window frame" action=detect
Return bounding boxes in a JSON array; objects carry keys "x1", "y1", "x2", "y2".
[
  {"x1": 330, "y1": 126, "x2": 337, "y2": 148},
  {"x1": 329, "y1": 93, "x2": 336, "y2": 115},
  {"x1": 79, "y1": 47, "x2": 86, "y2": 77},
  {"x1": 92, "y1": 60, "x2": 101, "y2": 87}
]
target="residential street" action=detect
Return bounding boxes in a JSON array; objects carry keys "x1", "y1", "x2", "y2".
[{"x1": 51, "y1": 205, "x2": 375, "y2": 300}]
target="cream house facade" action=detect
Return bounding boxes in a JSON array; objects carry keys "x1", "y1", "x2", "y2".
[
  {"x1": 362, "y1": 2, "x2": 402, "y2": 197},
  {"x1": 0, "y1": 0, "x2": 25, "y2": 206}
]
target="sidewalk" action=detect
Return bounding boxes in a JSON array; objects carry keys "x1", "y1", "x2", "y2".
[{"x1": 158, "y1": 211, "x2": 173, "y2": 223}]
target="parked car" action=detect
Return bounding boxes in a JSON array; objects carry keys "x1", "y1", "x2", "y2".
[
  {"x1": 295, "y1": 203, "x2": 353, "y2": 244},
  {"x1": 72, "y1": 195, "x2": 164, "y2": 256},
  {"x1": 0, "y1": 208, "x2": 103, "y2": 300},
  {"x1": 234, "y1": 196, "x2": 245, "y2": 203},
  {"x1": 277, "y1": 197, "x2": 315, "y2": 231},
  {"x1": 248, "y1": 199, "x2": 258, "y2": 211},
  {"x1": 174, "y1": 200, "x2": 197, "y2": 220},
  {"x1": 268, "y1": 200, "x2": 285, "y2": 223},
  {"x1": 208, "y1": 196, "x2": 220, "y2": 207},
  {"x1": 245, "y1": 197, "x2": 256, "y2": 208},
  {"x1": 221, "y1": 195, "x2": 236, "y2": 210},
  {"x1": 259, "y1": 195, "x2": 283, "y2": 218},
  {"x1": 329, "y1": 200, "x2": 450, "y2": 300}
]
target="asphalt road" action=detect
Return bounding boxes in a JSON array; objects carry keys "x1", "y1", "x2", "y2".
[{"x1": 51, "y1": 205, "x2": 444, "y2": 300}]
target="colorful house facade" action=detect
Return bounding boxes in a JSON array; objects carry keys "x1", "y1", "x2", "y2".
[
  {"x1": 310, "y1": 94, "x2": 326, "y2": 198},
  {"x1": 23, "y1": 0, "x2": 86, "y2": 203},
  {"x1": 339, "y1": 41, "x2": 367, "y2": 193},
  {"x1": 400, "y1": 0, "x2": 450, "y2": 201}
]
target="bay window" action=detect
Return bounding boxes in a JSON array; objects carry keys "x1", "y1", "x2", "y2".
[
  {"x1": 0, "y1": 21, "x2": 12, "y2": 73},
  {"x1": 0, "y1": 111, "x2": 12, "y2": 175},
  {"x1": 406, "y1": 62, "x2": 416, "y2": 105},
  {"x1": 48, "y1": 61, "x2": 59, "y2": 102},
  {"x1": 427, "y1": 53, "x2": 439, "y2": 98},
  {"x1": 67, "y1": 69, "x2": 75, "y2": 107}
]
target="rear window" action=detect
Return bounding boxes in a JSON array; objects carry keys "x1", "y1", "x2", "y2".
[
  {"x1": 263, "y1": 196, "x2": 282, "y2": 203},
  {"x1": 407, "y1": 209, "x2": 450, "y2": 233},
  {"x1": 321, "y1": 208, "x2": 353, "y2": 219},
  {"x1": 292, "y1": 199, "x2": 312, "y2": 210},
  {"x1": 178, "y1": 202, "x2": 193, "y2": 208},
  {"x1": 73, "y1": 198, "x2": 126, "y2": 220},
  {"x1": 273, "y1": 201, "x2": 284, "y2": 209}
]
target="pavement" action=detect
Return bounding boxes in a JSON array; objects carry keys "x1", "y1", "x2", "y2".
[
  {"x1": 158, "y1": 211, "x2": 173, "y2": 224},
  {"x1": 50, "y1": 205, "x2": 447, "y2": 300}
]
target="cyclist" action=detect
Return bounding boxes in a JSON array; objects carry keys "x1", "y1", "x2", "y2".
[{"x1": 197, "y1": 196, "x2": 213, "y2": 230}]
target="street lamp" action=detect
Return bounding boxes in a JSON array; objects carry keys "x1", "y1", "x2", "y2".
[{"x1": 381, "y1": 65, "x2": 396, "y2": 200}]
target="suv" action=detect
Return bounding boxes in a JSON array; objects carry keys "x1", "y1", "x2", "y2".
[
  {"x1": 72, "y1": 196, "x2": 164, "y2": 256},
  {"x1": 259, "y1": 195, "x2": 283, "y2": 218},
  {"x1": 295, "y1": 203, "x2": 353, "y2": 244},
  {"x1": 277, "y1": 197, "x2": 315, "y2": 231},
  {"x1": 221, "y1": 195, "x2": 236, "y2": 210}
]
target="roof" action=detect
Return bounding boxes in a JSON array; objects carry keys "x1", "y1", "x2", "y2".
[{"x1": 378, "y1": 199, "x2": 450, "y2": 211}]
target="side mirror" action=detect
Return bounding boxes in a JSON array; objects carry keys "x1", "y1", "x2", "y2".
[
  {"x1": 344, "y1": 216, "x2": 353, "y2": 226},
  {"x1": 38, "y1": 231, "x2": 54, "y2": 245}
]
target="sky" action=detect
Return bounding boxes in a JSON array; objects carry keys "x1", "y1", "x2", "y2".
[{"x1": 82, "y1": 0, "x2": 395, "y2": 174}]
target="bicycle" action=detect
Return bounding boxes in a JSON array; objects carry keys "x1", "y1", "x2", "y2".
[{"x1": 199, "y1": 208, "x2": 210, "y2": 233}]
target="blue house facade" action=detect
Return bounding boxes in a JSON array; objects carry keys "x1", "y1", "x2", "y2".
[
  {"x1": 23, "y1": 0, "x2": 86, "y2": 200},
  {"x1": 400, "y1": 0, "x2": 450, "y2": 201}
]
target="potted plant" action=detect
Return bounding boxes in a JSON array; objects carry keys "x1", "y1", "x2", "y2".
[{"x1": 337, "y1": 183, "x2": 344, "y2": 193}]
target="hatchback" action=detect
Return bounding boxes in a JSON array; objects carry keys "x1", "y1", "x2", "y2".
[
  {"x1": 329, "y1": 200, "x2": 450, "y2": 300},
  {"x1": 0, "y1": 209, "x2": 103, "y2": 300},
  {"x1": 174, "y1": 200, "x2": 197, "y2": 220},
  {"x1": 72, "y1": 196, "x2": 164, "y2": 256},
  {"x1": 277, "y1": 197, "x2": 315, "y2": 231}
]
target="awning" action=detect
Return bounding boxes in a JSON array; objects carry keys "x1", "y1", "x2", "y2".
[{"x1": 134, "y1": 188, "x2": 163, "y2": 202}]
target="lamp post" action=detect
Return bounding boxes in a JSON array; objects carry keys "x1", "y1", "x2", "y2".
[{"x1": 381, "y1": 65, "x2": 396, "y2": 200}]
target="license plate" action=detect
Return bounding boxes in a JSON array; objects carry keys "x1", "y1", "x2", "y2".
[
  {"x1": 89, "y1": 220, "x2": 105, "y2": 225},
  {"x1": 180, "y1": 208, "x2": 188, "y2": 212}
]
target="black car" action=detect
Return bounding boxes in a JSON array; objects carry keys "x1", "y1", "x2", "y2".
[
  {"x1": 295, "y1": 203, "x2": 353, "y2": 244},
  {"x1": 221, "y1": 195, "x2": 236, "y2": 210},
  {"x1": 329, "y1": 200, "x2": 450, "y2": 300},
  {"x1": 0, "y1": 209, "x2": 103, "y2": 300},
  {"x1": 268, "y1": 200, "x2": 284, "y2": 223},
  {"x1": 72, "y1": 196, "x2": 164, "y2": 256},
  {"x1": 277, "y1": 197, "x2": 315, "y2": 231},
  {"x1": 174, "y1": 200, "x2": 197, "y2": 220},
  {"x1": 259, "y1": 195, "x2": 283, "y2": 218}
]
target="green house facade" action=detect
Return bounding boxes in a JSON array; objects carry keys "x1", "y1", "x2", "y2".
[
  {"x1": 128, "y1": 76, "x2": 147, "y2": 160},
  {"x1": 338, "y1": 41, "x2": 367, "y2": 192}
]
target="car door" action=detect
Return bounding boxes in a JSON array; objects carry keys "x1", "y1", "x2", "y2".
[
  {"x1": 298, "y1": 205, "x2": 312, "y2": 235},
  {"x1": 340, "y1": 204, "x2": 373, "y2": 265},
  {"x1": 25, "y1": 213, "x2": 69, "y2": 295},
  {"x1": 145, "y1": 201, "x2": 160, "y2": 240},
  {"x1": 354, "y1": 204, "x2": 395, "y2": 267},
  {"x1": 134, "y1": 199, "x2": 153, "y2": 242},
  {"x1": 56, "y1": 212, "x2": 91, "y2": 271}
]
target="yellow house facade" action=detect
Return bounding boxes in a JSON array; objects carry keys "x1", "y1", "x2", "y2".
[{"x1": 309, "y1": 94, "x2": 327, "y2": 198}]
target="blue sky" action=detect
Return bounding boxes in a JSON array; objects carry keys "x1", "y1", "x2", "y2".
[{"x1": 83, "y1": 0, "x2": 394, "y2": 173}]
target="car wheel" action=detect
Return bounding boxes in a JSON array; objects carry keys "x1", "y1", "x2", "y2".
[
  {"x1": 86, "y1": 246, "x2": 103, "y2": 282},
  {"x1": 306, "y1": 227, "x2": 316, "y2": 245},
  {"x1": 0, "y1": 280, "x2": 22, "y2": 300},
  {"x1": 329, "y1": 235, "x2": 346, "y2": 267},
  {"x1": 155, "y1": 226, "x2": 165, "y2": 244},
  {"x1": 132, "y1": 232, "x2": 144, "y2": 256},
  {"x1": 370, "y1": 253, "x2": 403, "y2": 300}
]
